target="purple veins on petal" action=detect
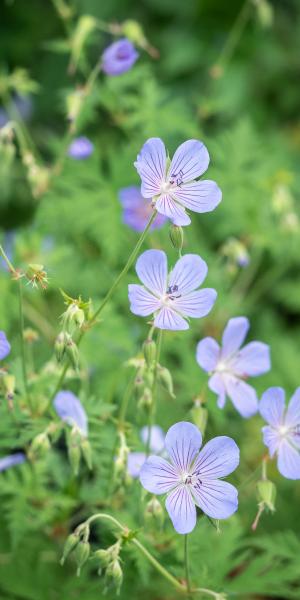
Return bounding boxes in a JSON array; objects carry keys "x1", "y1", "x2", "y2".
[
  {"x1": 165, "y1": 485, "x2": 196, "y2": 534},
  {"x1": 140, "y1": 455, "x2": 179, "y2": 494},
  {"x1": 192, "y1": 436, "x2": 239, "y2": 479},
  {"x1": 102, "y1": 38, "x2": 139, "y2": 76},
  {"x1": 191, "y1": 479, "x2": 238, "y2": 520},
  {"x1": 134, "y1": 137, "x2": 167, "y2": 198},
  {"x1": 54, "y1": 391, "x2": 88, "y2": 436},
  {"x1": 165, "y1": 421, "x2": 202, "y2": 471},
  {"x1": 68, "y1": 136, "x2": 94, "y2": 160},
  {"x1": 221, "y1": 317, "x2": 250, "y2": 360},
  {"x1": 0, "y1": 331, "x2": 11, "y2": 360},
  {"x1": 196, "y1": 337, "x2": 220, "y2": 373},
  {"x1": 118, "y1": 186, "x2": 167, "y2": 232},
  {"x1": 0, "y1": 453, "x2": 26, "y2": 472},
  {"x1": 135, "y1": 249, "x2": 167, "y2": 296},
  {"x1": 168, "y1": 140, "x2": 210, "y2": 183}
]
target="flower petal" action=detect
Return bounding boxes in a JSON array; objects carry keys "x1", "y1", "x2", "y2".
[
  {"x1": 128, "y1": 284, "x2": 162, "y2": 316},
  {"x1": 127, "y1": 452, "x2": 146, "y2": 478},
  {"x1": 173, "y1": 180, "x2": 222, "y2": 213},
  {"x1": 135, "y1": 249, "x2": 167, "y2": 296},
  {"x1": 165, "y1": 421, "x2": 202, "y2": 472},
  {"x1": 285, "y1": 388, "x2": 300, "y2": 428},
  {"x1": 154, "y1": 306, "x2": 189, "y2": 330},
  {"x1": 192, "y1": 436, "x2": 239, "y2": 479},
  {"x1": 140, "y1": 455, "x2": 179, "y2": 494},
  {"x1": 54, "y1": 391, "x2": 88, "y2": 436},
  {"x1": 0, "y1": 331, "x2": 11, "y2": 360},
  {"x1": 165, "y1": 485, "x2": 196, "y2": 534},
  {"x1": 221, "y1": 317, "x2": 250, "y2": 360},
  {"x1": 192, "y1": 479, "x2": 238, "y2": 519},
  {"x1": 232, "y1": 342, "x2": 271, "y2": 377},
  {"x1": 168, "y1": 254, "x2": 208, "y2": 295},
  {"x1": 172, "y1": 289, "x2": 217, "y2": 318},
  {"x1": 277, "y1": 440, "x2": 300, "y2": 480},
  {"x1": 259, "y1": 387, "x2": 285, "y2": 427},
  {"x1": 169, "y1": 140, "x2": 209, "y2": 183},
  {"x1": 196, "y1": 337, "x2": 220, "y2": 372},
  {"x1": 261, "y1": 426, "x2": 280, "y2": 458},
  {"x1": 156, "y1": 194, "x2": 191, "y2": 226},
  {"x1": 0, "y1": 453, "x2": 26, "y2": 472},
  {"x1": 134, "y1": 138, "x2": 167, "y2": 198},
  {"x1": 208, "y1": 373, "x2": 226, "y2": 408},
  {"x1": 140, "y1": 425, "x2": 165, "y2": 453},
  {"x1": 224, "y1": 375, "x2": 258, "y2": 418}
]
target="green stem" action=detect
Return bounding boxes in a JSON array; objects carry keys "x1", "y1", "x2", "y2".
[
  {"x1": 214, "y1": 0, "x2": 252, "y2": 70},
  {"x1": 18, "y1": 280, "x2": 32, "y2": 410},
  {"x1": 118, "y1": 369, "x2": 136, "y2": 428},
  {"x1": 184, "y1": 534, "x2": 192, "y2": 595},
  {"x1": 0, "y1": 244, "x2": 18, "y2": 275},
  {"x1": 51, "y1": 211, "x2": 157, "y2": 399},
  {"x1": 146, "y1": 328, "x2": 163, "y2": 456}
]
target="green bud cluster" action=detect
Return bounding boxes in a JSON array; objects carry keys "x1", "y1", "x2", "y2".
[{"x1": 95, "y1": 541, "x2": 123, "y2": 595}]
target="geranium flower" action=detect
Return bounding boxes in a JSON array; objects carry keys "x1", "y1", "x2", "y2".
[
  {"x1": 0, "y1": 331, "x2": 11, "y2": 360},
  {"x1": 0, "y1": 453, "x2": 26, "y2": 472},
  {"x1": 54, "y1": 391, "x2": 88, "y2": 436},
  {"x1": 260, "y1": 387, "x2": 300, "y2": 480},
  {"x1": 128, "y1": 249, "x2": 217, "y2": 331},
  {"x1": 140, "y1": 421, "x2": 239, "y2": 534},
  {"x1": 127, "y1": 425, "x2": 165, "y2": 478},
  {"x1": 196, "y1": 317, "x2": 271, "y2": 417},
  {"x1": 102, "y1": 38, "x2": 139, "y2": 76},
  {"x1": 134, "y1": 137, "x2": 221, "y2": 226},
  {"x1": 68, "y1": 137, "x2": 94, "y2": 160},
  {"x1": 119, "y1": 186, "x2": 167, "y2": 232}
]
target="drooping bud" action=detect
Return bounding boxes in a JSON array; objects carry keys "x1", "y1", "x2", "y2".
[
  {"x1": 74, "y1": 540, "x2": 90, "y2": 576},
  {"x1": 157, "y1": 365, "x2": 175, "y2": 398},
  {"x1": 62, "y1": 303, "x2": 85, "y2": 332},
  {"x1": 142, "y1": 338, "x2": 156, "y2": 368},
  {"x1": 256, "y1": 479, "x2": 276, "y2": 512},
  {"x1": 114, "y1": 432, "x2": 129, "y2": 479},
  {"x1": 69, "y1": 15, "x2": 97, "y2": 74},
  {"x1": 80, "y1": 437, "x2": 92, "y2": 470},
  {"x1": 65, "y1": 336, "x2": 80, "y2": 371},
  {"x1": 122, "y1": 20, "x2": 146, "y2": 46},
  {"x1": 137, "y1": 387, "x2": 152, "y2": 410},
  {"x1": 169, "y1": 224, "x2": 184, "y2": 252},
  {"x1": 60, "y1": 532, "x2": 79, "y2": 565},
  {"x1": 66, "y1": 88, "x2": 84, "y2": 123},
  {"x1": 29, "y1": 432, "x2": 51, "y2": 459},
  {"x1": 67, "y1": 428, "x2": 82, "y2": 475},
  {"x1": 104, "y1": 559, "x2": 123, "y2": 595},
  {"x1": 190, "y1": 398, "x2": 208, "y2": 435},
  {"x1": 55, "y1": 331, "x2": 68, "y2": 362},
  {"x1": 94, "y1": 548, "x2": 111, "y2": 572},
  {"x1": 144, "y1": 497, "x2": 164, "y2": 528}
]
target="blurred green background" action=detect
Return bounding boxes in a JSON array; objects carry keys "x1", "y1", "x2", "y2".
[{"x1": 0, "y1": 0, "x2": 300, "y2": 598}]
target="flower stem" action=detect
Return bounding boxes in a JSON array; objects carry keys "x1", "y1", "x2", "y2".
[
  {"x1": 18, "y1": 280, "x2": 32, "y2": 411},
  {"x1": 213, "y1": 0, "x2": 252, "y2": 71},
  {"x1": 184, "y1": 534, "x2": 192, "y2": 595},
  {"x1": 145, "y1": 328, "x2": 163, "y2": 455},
  {"x1": 51, "y1": 211, "x2": 157, "y2": 399}
]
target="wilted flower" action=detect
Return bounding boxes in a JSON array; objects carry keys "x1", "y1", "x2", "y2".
[
  {"x1": 102, "y1": 38, "x2": 139, "y2": 76},
  {"x1": 0, "y1": 331, "x2": 11, "y2": 360},
  {"x1": 127, "y1": 425, "x2": 165, "y2": 478},
  {"x1": 196, "y1": 317, "x2": 271, "y2": 417},
  {"x1": 0, "y1": 452, "x2": 26, "y2": 472},
  {"x1": 134, "y1": 137, "x2": 222, "y2": 226},
  {"x1": 118, "y1": 186, "x2": 167, "y2": 232},
  {"x1": 54, "y1": 390, "x2": 88, "y2": 436},
  {"x1": 68, "y1": 136, "x2": 94, "y2": 160},
  {"x1": 128, "y1": 249, "x2": 217, "y2": 330},
  {"x1": 260, "y1": 387, "x2": 300, "y2": 479},
  {"x1": 140, "y1": 421, "x2": 239, "y2": 534}
]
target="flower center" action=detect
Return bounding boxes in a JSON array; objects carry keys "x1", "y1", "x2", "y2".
[{"x1": 182, "y1": 472, "x2": 198, "y2": 486}]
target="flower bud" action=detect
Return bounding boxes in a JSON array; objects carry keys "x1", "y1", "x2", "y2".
[
  {"x1": 60, "y1": 532, "x2": 79, "y2": 565},
  {"x1": 191, "y1": 399, "x2": 208, "y2": 435},
  {"x1": 169, "y1": 224, "x2": 184, "y2": 252},
  {"x1": 144, "y1": 497, "x2": 164, "y2": 528},
  {"x1": 157, "y1": 365, "x2": 175, "y2": 398},
  {"x1": 30, "y1": 432, "x2": 51, "y2": 458},
  {"x1": 80, "y1": 437, "x2": 92, "y2": 470},
  {"x1": 62, "y1": 303, "x2": 85, "y2": 332},
  {"x1": 2, "y1": 374, "x2": 15, "y2": 407},
  {"x1": 55, "y1": 331, "x2": 68, "y2": 362},
  {"x1": 256, "y1": 479, "x2": 276, "y2": 512},
  {"x1": 142, "y1": 338, "x2": 156, "y2": 368},
  {"x1": 94, "y1": 548, "x2": 111, "y2": 570},
  {"x1": 138, "y1": 387, "x2": 152, "y2": 410},
  {"x1": 105, "y1": 559, "x2": 123, "y2": 595},
  {"x1": 122, "y1": 19, "x2": 146, "y2": 46},
  {"x1": 67, "y1": 428, "x2": 82, "y2": 475},
  {"x1": 255, "y1": 0, "x2": 273, "y2": 28},
  {"x1": 65, "y1": 336, "x2": 80, "y2": 371},
  {"x1": 74, "y1": 540, "x2": 90, "y2": 576}
]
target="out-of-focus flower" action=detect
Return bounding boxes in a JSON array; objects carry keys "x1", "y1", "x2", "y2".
[
  {"x1": 102, "y1": 38, "x2": 139, "y2": 76},
  {"x1": 68, "y1": 136, "x2": 94, "y2": 160},
  {"x1": 0, "y1": 331, "x2": 11, "y2": 360},
  {"x1": 127, "y1": 425, "x2": 165, "y2": 478},
  {"x1": 118, "y1": 186, "x2": 167, "y2": 232},
  {"x1": 260, "y1": 387, "x2": 300, "y2": 480},
  {"x1": 128, "y1": 249, "x2": 217, "y2": 331},
  {"x1": 134, "y1": 138, "x2": 221, "y2": 226},
  {"x1": 0, "y1": 94, "x2": 33, "y2": 128},
  {"x1": 0, "y1": 452, "x2": 26, "y2": 472},
  {"x1": 196, "y1": 317, "x2": 271, "y2": 418},
  {"x1": 140, "y1": 421, "x2": 239, "y2": 534},
  {"x1": 221, "y1": 237, "x2": 250, "y2": 270},
  {"x1": 54, "y1": 390, "x2": 88, "y2": 436}
]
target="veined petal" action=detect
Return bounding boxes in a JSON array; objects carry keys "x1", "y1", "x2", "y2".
[
  {"x1": 196, "y1": 337, "x2": 220, "y2": 372},
  {"x1": 127, "y1": 452, "x2": 146, "y2": 478},
  {"x1": 169, "y1": 140, "x2": 209, "y2": 183},
  {"x1": 168, "y1": 254, "x2": 208, "y2": 295},
  {"x1": 165, "y1": 421, "x2": 202, "y2": 472},
  {"x1": 156, "y1": 194, "x2": 191, "y2": 226},
  {"x1": 54, "y1": 391, "x2": 88, "y2": 436},
  {"x1": 221, "y1": 317, "x2": 250, "y2": 360},
  {"x1": 135, "y1": 249, "x2": 167, "y2": 296},
  {"x1": 224, "y1": 375, "x2": 258, "y2": 418},
  {"x1": 262, "y1": 425, "x2": 280, "y2": 458},
  {"x1": 192, "y1": 436, "x2": 239, "y2": 479},
  {"x1": 128, "y1": 284, "x2": 162, "y2": 316},
  {"x1": 172, "y1": 180, "x2": 222, "y2": 213},
  {"x1": 165, "y1": 485, "x2": 196, "y2": 534},
  {"x1": 134, "y1": 138, "x2": 167, "y2": 198},
  {"x1": 140, "y1": 425, "x2": 165, "y2": 454},
  {"x1": 259, "y1": 387, "x2": 285, "y2": 427},
  {"x1": 232, "y1": 342, "x2": 271, "y2": 377},
  {"x1": 285, "y1": 388, "x2": 300, "y2": 428},
  {"x1": 172, "y1": 289, "x2": 217, "y2": 318},
  {"x1": 154, "y1": 306, "x2": 189, "y2": 330},
  {"x1": 192, "y1": 479, "x2": 238, "y2": 519},
  {"x1": 277, "y1": 440, "x2": 300, "y2": 480},
  {"x1": 140, "y1": 455, "x2": 179, "y2": 494},
  {"x1": 208, "y1": 373, "x2": 226, "y2": 408}
]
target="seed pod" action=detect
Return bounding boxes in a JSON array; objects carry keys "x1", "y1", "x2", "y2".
[
  {"x1": 142, "y1": 338, "x2": 156, "y2": 368},
  {"x1": 60, "y1": 533, "x2": 79, "y2": 565},
  {"x1": 74, "y1": 540, "x2": 90, "y2": 576},
  {"x1": 144, "y1": 497, "x2": 164, "y2": 528},
  {"x1": 256, "y1": 479, "x2": 276, "y2": 511},
  {"x1": 65, "y1": 336, "x2": 80, "y2": 371},
  {"x1": 157, "y1": 365, "x2": 175, "y2": 398},
  {"x1": 105, "y1": 559, "x2": 123, "y2": 594},
  {"x1": 169, "y1": 224, "x2": 184, "y2": 252}
]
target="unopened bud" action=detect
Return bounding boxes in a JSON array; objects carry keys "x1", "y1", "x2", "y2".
[
  {"x1": 55, "y1": 331, "x2": 68, "y2": 362},
  {"x1": 122, "y1": 20, "x2": 146, "y2": 46},
  {"x1": 105, "y1": 559, "x2": 123, "y2": 594},
  {"x1": 74, "y1": 540, "x2": 90, "y2": 576},
  {"x1": 80, "y1": 437, "x2": 92, "y2": 470},
  {"x1": 60, "y1": 532, "x2": 79, "y2": 565},
  {"x1": 169, "y1": 224, "x2": 184, "y2": 252},
  {"x1": 142, "y1": 338, "x2": 156, "y2": 368},
  {"x1": 65, "y1": 336, "x2": 80, "y2": 371},
  {"x1": 138, "y1": 387, "x2": 152, "y2": 410},
  {"x1": 68, "y1": 428, "x2": 82, "y2": 475},
  {"x1": 144, "y1": 497, "x2": 164, "y2": 528},
  {"x1": 2, "y1": 374, "x2": 15, "y2": 405},
  {"x1": 157, "y1": 365, "x2": 175, "y2": 398},
  {"x1": 191, "y1": 400, "x2": 208, "y2": 435},
  {"x1": 30, "y1": 432, "x2": 51, "y2": 458},
  {"x1": 94, "y1": 548, "x2": 111, "y2": 570},
  {"x1": 62, "y1": 303, "x2": 85, "y2": 332},
  {"x1": 256, "y1": 479, "x2": 276, "y2": 512}
]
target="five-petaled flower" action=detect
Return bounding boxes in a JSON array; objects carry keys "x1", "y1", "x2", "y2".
[
  {"x1": 54, "y1": 391, "x2": 88, "y2": 437},
  {"x1": 102, "y1": 38, "x2": 139, "y2": 76},
  {"x1": 119, "y1": 186, "x2": 167, "y2": 232},
  {"x1": 128, "y1": 249, "x2": 217, "y2": 330},
  {"x1": 0, "y1": 331, "x2": 11, "y2": 361},
  {"x1": 134, "y1": 137, "x2": 222, "y2": 226},
  {"x1": 196, "y1": 317, "x2": 271, "y2": 418},
  {"x1": 140, "y1": 421, "x2": 239, "y2": 534},
  {"x1": 260, "y1": 387, "x2": 300, "y2": 480},
  {"x1": 68, "y1": 136, "x2": 94, "y2": 160},
  {"x1": 127, "y1": 425, "x2": 165, "y2": 478}
]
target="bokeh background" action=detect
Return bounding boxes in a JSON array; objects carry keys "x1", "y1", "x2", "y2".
[{"x1": 0, "y1": 0, "x2": 300, "y2": 598}]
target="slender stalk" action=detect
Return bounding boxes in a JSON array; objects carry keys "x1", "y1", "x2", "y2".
[
  {"x1": 18, "y1": 280, "x2": 32, "y2": 410},
  {"x1": 213, "y1": 0, "x2": 252, "y2": 71},
  {"x1": 0, "y1": 244, "x2": 18, "y2": 275},
  {"x1": 145, "y1": 328, "x2": 163, "y2": 455},
  {"x1": 184, "y1": 534, "x2": 192, "y2": 595},
  {"x1": 118, "y1": 369, "x2": 136, "y2": 428},
  {"x1": 50, "y1": 211, "x2": 157, "y2": 399}
]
